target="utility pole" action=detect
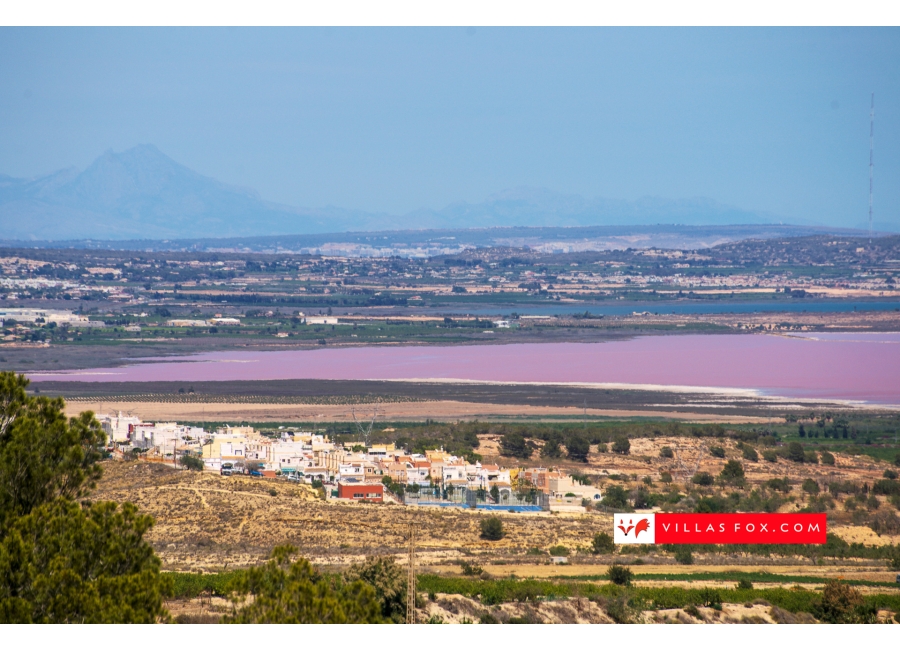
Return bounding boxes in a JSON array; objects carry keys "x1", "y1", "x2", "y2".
[
  {"x1": 869, "y1": 92, "x2": 875, "y2": 243},
  {"x1": 406, "y1": 523, "x2": 417, "y2": 624}
]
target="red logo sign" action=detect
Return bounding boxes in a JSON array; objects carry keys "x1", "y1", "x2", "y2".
[
  {"x1": 654, "y1": 514, "x2": 826, "y2": 544},
  {"x1": 613, "y1": 513, "x2": 826, "y2": 545},
  {"x1": 618, "y1": 518, "x2": 650, "y2": 538}
]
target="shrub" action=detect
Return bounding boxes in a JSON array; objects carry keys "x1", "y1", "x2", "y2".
[
  {"x1": 660, "y1": 446, "x2": 674, "y2": 459},
  {"x1": 633, "y1": 487, "x2": 653, "y2": 509},
  {"x1": 612, "y1": 436, "x2": 631, "y2": 455},
  {"x1": 762, "y1": 450, "x2": 778, "y2": 463},
  {"x1": 674, "y1": 547, "x2": 694, "y2": 565},
  {"x1": 226, "y1": 546, "x2": 383, "y2": 623},
  {"x1": 814, "y1": 580, "x2": 877, "y2": 624},
  {"x1": 480, "y1": 516, "x2": 504, "y2": 541},
  {"x1": 873, "y1": 479, "x2": 900, "y2": 496},
  {"x1": 344, "y1": 555, "x2": 407, "y2": 622},
  {"x1": 736, "y1": 578, "x2": 753, "y2": 590},
  {"x1": 786, "y1": 442, "x2": 805, "y2": 463},
  {"x1": 684, "y1": 604, "x2": 702, "y2": 619},
  {"x1": 478, "y1": 612, "x2": 499, "y2": 624},
  {"x1": 696, "y1": 495, "x2": 734, "y2": 513},
  {"x1": 606, "y1": 564, "x2": 633, "y2": 586},
  {"x1": 605, "y1": 595, "x2": 631, "y2": 623},
  {"x1": 884, "y1": 469, "x2": 899, "y2": 480},
  {"x1": 742, "y1": 446, "x2": 759, "y2": 462},
  {"x1": 766, "y1": 478, "x2": 791, "y2": 493},
  {"x1": 820, "y1": 451, "x2": 835, "y2": 466},
  {"x1": 719, "y1": 460, "x2": 745, "y2": 483},
  {"x1": 709, "y1": 446, "x2": 725, "y2": 459},
  {"x1": 804, "y1": 451, "x2": 819, "y2": 464},
  {"x1": 460, "y1": 561, "x2": 483, "y2": 576},
  {"x1": 181, "y1": 455, "x2": 204, "y2": 471},
  {"x1": 601, "y1": 485, "x2": 630, "y2": 510},
  {"x1": 801, "y1": 478, "x2": 820, "y2": 495},
  {"x1": 567, "y1": 436, "x2": 590, "y2": 463},
  {"x1": 592, "y1": 532, "x2": 615, "y2": 555},
  {"x1": 548, "y1": 545, "x2": 570, "y2": 557},
  {"x1": 692, "y1": 472, "x2": 714, "y2": 486},
  {"x1": 660, "y1": 471, "x2": 673, "y2": 483},
  {"x1": 698, "y1": 587, "x2": 722, "y2": 608},
  {"x1": 541, "y1": 438, "x2": 562, "y2": 459},
  {"x1": 869, "y1": 510, "x2": 900, "y2": 535},
  {"x1": 500, "y1": 432, "x2": 532, "y2": 459}
]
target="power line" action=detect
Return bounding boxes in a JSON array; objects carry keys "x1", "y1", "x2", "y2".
[
  {"x1": 406, "y1": 522, "x2": 417, "y2": 624},
  {"x1": 869, "y1": 92, "x2": 875, "y2": 243}
]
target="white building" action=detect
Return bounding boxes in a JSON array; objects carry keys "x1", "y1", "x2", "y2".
[
  {"x1": 98, "y1": 411, "x2": 142, "y2": 444},
  {"x1": 549, "y1": 476, "x2": 602, "y2": 502},
  {"x1": 132, "y1": 422, "x2": 206, "y2": 450},
  {"x1": 0, "y1": 308, "x2": 91, "y2": 325},
  {"x1": 271, "y1": 441, "x2": 314, "y2": 470}
]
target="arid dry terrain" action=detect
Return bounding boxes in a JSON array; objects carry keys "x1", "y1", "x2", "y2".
[
  {"x1": 88, "y1": 421, "x2": 900, "y2": 624},
  {"x1": 67, "y1": 398, "x2": 780, "y2": 424},
  {"x1": 93, "y1": 434, "x2": 900, "y2": 571}
]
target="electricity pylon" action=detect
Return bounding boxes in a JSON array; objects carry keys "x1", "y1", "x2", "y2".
[{"x1": 406, "y1": 523, "x2": 417, "y2": 624}]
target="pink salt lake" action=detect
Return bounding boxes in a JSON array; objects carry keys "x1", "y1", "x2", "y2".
[{"x1": 28, "y1": 332, "x2": 900, "y2": 404}]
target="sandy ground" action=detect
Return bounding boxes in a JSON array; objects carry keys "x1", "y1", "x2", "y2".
[
  {"x1": 831, "y1": 525, "x2": 900, "y2": 547},
  {"x1": 65, "y1": 399, "x2": 776, "y2": 423}
]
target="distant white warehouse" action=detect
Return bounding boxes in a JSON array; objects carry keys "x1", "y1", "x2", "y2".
[{"x1": 0, "y1": 308, "x2": 102, "y2": 326}]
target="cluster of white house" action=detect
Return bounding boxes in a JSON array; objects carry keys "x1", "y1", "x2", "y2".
[{"x1": 97, "y1": 413, "x2": 601, "y2": 509}]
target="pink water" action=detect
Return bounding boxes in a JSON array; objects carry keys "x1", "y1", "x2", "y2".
[{"x1": 28, "y1": 332, "x2": 900, "y2": 404}]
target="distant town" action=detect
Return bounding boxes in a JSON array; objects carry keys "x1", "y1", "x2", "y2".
[{"x1": 97, "y1": 412, "x2": 601, "y2": 512}]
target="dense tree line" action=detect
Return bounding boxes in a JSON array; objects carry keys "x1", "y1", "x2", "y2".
[
  {"x1": 0, "y1": 372, "x2": 401, "y2": 624},
  {"x1": 0, "y1": 372, "x2": 170, "y2": 623}
]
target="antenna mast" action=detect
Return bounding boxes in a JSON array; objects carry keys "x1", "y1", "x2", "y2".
[{"x1": 869, "y1": 92, "x2": 875, "y2": 242}]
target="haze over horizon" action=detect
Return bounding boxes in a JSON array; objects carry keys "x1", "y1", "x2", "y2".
[{"x1": 1, "y1": 28, "x2": 898, "y2": 235}]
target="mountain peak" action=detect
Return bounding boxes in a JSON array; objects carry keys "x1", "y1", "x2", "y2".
[{"x1": 0, "y1": 146, "x2": 797, "y2": 241}]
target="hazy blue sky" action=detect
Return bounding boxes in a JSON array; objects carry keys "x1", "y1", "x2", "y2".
[{"x1": 1, "y1": 27, "x2": 898, "y2": 228}]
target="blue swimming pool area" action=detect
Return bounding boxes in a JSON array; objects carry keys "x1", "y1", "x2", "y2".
[{"x1": 409, "y1": 500, "x2": 544, "y2": 512}]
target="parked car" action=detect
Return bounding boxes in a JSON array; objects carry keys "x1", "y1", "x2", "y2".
[{"x1": 249, "y1": 470, "x2": 263, "y2": 477}]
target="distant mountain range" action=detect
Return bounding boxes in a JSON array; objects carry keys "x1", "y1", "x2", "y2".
[
  {"x1": 0, "y1": 144, "x2": 820, "y2": 241},
  {"x1": 6, "y1": 224, "x2": 875, "y2": 255}
]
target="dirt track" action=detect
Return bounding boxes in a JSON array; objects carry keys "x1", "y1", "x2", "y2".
[{"x1": 66, "y1": 399, "x2": 776, "y2": 423}]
